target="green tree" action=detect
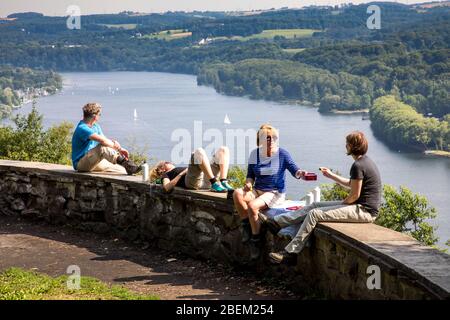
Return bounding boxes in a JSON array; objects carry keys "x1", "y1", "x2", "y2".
[
  {"x1": 227, "y1": 165, "x2": 247, "y2": 189},
  {"x1": 321, "y1": 182, "x2": 439, "y2": 246},
  {"x1": 376, "y1": 185, "x2": 438, "y2": 246},
  {"x1": 0, "y1": 103, "x2": 73, "y2": 165}
]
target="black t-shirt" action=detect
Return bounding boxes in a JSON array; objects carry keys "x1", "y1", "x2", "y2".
[
  {"x1": 349, "y1": 155, "x2": 382, "y2": 215},
  {"x1": 162, "y1": 167, "x2": 187, "y2": 188}
]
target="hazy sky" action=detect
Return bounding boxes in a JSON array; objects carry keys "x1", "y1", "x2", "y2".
[{"x1": 0, "y1": 0, "x2": 424, "y2": 17}]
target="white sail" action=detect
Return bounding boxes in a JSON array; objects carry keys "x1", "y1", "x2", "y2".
[
  {"x1": 224, "y1": 114, "x2": 231, "y2": 124},
  {"x1": 134, "y1": 109, "x2": 138, "y2": 120}
]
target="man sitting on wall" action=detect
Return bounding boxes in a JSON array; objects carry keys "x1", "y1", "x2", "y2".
[{"x1": 71, "y1": 102, "x2": 141, "y2": 175}]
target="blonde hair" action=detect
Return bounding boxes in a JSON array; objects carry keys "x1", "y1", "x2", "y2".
[
  {"x1": 149, "y1": 160, "x2": 168, "y2": 182},
  {"x1": 257, "y1": 124, "x2": 279, "y2": 146}
]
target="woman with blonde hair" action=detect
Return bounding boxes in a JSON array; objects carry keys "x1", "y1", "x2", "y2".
[
  {"x1": 150, "y1": 146, "x2": 234, "y2": 193},
  {"x1": 233, "y1": 124, "x2": 306, "y2": 259}
]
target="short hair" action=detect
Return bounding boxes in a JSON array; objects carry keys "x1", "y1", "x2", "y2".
[
  {"x1": 346, "y1": 131, "x2": 368, "y2": 156},
  {"x1": 83, "y1": 102, "x2": 102, "y2": 119},
  {"x1": 257, "y1": 124, "x2": 279, "y2": 146}
]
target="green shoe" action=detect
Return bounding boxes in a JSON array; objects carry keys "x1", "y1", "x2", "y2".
[
  {"x1": 220, "y1": 180, "x2": 234, "y2": 191},
  {"x1": 210, "y1": 181, "x2": 227, "y2": 193}
]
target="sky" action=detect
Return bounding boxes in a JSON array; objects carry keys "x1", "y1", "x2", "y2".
[{"x1": 0, "y1": 0, "x2": 430, "y2": 17}]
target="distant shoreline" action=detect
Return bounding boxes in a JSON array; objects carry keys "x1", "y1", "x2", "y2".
[
  {"x1": 424, "y1": 150, "x2": 450, "y2": 158},
  {"x1": 329, "y1": 109, "x2": 369, "y2": 115}
]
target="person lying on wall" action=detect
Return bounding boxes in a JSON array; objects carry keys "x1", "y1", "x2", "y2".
[
  {"x1": 232, "y1": 124, "x2": 307, "y2": 260},
  {"x1": 150, "y1": 146, "x2": 234, "y2": 193},
  {"x1": 72, "y1": 102, "x2": 142, "y2": 175},
  {"x1": 261, "y1": 131, "x2": 382, "y2": 265}
]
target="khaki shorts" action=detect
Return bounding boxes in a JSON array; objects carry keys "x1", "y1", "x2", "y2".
[
  {"x1": 248, "y1": 189, "x2": 286, "y2": 208},
  {"x1": 184, "y1": 150, "x2": 220, "y2": 189},
  {"x1": 76, "y1": 144, "x2": 126, "y2": 174}
]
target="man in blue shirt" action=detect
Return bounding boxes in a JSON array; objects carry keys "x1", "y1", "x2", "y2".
[{"x1": 72, "y1": 102, "x2": 141, "y2": 175}]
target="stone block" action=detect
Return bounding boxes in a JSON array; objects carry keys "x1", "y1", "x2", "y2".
[
  {"x1": 17, "y1": 183, "x2": 32, "y2": 194},
  {"x1": 11, "y1": 198, "x2": 25, "y2": 211},
  {"x1": 78, "y1": 185, "x2": 97, "y2": 200},
  {"x1": 195, "y1": 221, "x2": 212, "y2": 234},
  {"x1": 55, "y1": 182, "x2": 75, "y2": 199},
  {"x1": 192, "y1": 210, "x2": 216, "y2": 222},
  {"x1": 31, "y1": 182, "x2": 47, "y2": 197},
  {"x1": 48, "y1": 196, "x2": 66, "y2": 214}
]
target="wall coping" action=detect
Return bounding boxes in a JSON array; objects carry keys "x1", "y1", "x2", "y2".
[{"x1": 1, "y1": 159, "x2": 449, "y2": 299}]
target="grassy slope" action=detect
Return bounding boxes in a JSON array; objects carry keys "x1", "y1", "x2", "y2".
[{"x1": 0, "y1": 268, "x2": 159, "y2": 300}]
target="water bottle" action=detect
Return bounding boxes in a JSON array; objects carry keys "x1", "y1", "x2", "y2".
[
  {"x1": 313, "y1": 187, "x2": 321, "y2": 203},
  {"x1": 142, "y1": 162, "x2": 149, "y2": 182},
  {"x1": 306, "y1": 192, "x2": 314, "y2": 206}
]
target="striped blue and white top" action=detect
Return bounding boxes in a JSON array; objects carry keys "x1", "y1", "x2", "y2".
[{"x1": 247, "y1": 147, "x2": 300, "y2": 193}]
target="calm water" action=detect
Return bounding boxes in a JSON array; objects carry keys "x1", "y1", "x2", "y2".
[{"x1": 15, "y1": 72, "x2": 450, "y2": 246}]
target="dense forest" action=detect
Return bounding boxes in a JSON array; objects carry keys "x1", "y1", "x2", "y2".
[
  {"x1": 371, "y1": 95, "x2": 449, "y2": 151},
  {"x1": 0, "y1": 2, "x2": 448, "y2": 150},
  {"x1": 0, "y1": 67, "x2": 62, "y2": 119},
  {"x1": 197, "y1": 59, "x2": 374, "y2": 110}
]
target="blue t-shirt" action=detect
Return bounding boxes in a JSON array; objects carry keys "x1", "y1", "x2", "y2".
[
  {"x1": 71, "y1": 121, "x2": 103, "y2": 169},
  {"x1": 246, "y1": 147, "x2": 300, "y2": 193}
]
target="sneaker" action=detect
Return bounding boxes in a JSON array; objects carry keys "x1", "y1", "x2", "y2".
[
  {"x1": 268, "y1": 250, "x2": 297, "y2": 265},
  {"x1": 220, "y1": 180, "x2": 234, "y2": 191},
  {"x1": 118, "y1": 158, "x2": 142, "y2": 175},
  {"x1": 210, "y1": 181, "x2": 227, "y2": 193},
  {"x1": 258, "y1": 212, "x2": 282, "y2": 235},
  {"x1": 240, "y1": 220, "x2": 252, "y2": 243}
]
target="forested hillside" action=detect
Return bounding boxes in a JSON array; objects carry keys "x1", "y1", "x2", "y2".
[
  {"x1": 0, "y1": 67, "x2": 62, "y2": 119},
  {"x1": 0, "y1": 2, "x2": 448, "y2": 150}
]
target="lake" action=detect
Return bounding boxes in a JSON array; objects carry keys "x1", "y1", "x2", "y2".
[{"x1": 15, "y1": 72, "x2": 450, "y2": 246}]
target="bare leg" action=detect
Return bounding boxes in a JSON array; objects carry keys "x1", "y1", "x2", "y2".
[
  {"x1": 248, "y1": 198, "x2": 268, "y2": 235},
  {"x1": 214, "y1": 146, "x2": 230, "y2": 179},
  {"x1": 233, "y1": 188, "x2": 256, "y2": 219},
  {"x1": 193, "y1": 148, "x2": 215, "y2": 179}
]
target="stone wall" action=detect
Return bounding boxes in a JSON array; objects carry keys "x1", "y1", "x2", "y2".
[{"x1": 0, "y1": 160, "x2": 449, "y2": 299}]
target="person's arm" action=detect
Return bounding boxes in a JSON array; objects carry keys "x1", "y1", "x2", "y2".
[
  {"x1": 90, "y1": 133, "x2": 119, "y2": 150},
  {"x1": 343, "y1": 179, "x2": 363, "y2": 204},
  {"x1": 90, "y1": 133, "x2": 129, "y2": 158},
  {"x1": 162, "y1": 169, "x2": 187, "y2": 192},
  {"x1": 245, "y1": 162, "x2": 255, "y2": 191},
  {"x1": 284, "y1": 150, "x2": 306, "y2": 180},
  {"x1": 320, "y1": 167, "x2": 351, "y2": 188}
]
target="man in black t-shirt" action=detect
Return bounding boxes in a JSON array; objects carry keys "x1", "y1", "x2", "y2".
[{"x1": 265, "y1": 131, "x2": 382, "y2": 264}]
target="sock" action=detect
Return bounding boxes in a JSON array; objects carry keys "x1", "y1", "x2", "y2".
[
  {"x1": 209, "y1": 177, "x2": 218, "y2": 184},
  {"x1": 220, "y1": 178, "x2": 228, "y2": 183}
]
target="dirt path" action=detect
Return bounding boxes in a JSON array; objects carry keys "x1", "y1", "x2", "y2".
[{"x1": 0, "y1": 216, "x2": 297, "y2": 300}]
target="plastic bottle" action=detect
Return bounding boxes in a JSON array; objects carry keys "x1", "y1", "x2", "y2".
[{"x1": 142, "y1": 162, "x2": 149, "y2": 182}]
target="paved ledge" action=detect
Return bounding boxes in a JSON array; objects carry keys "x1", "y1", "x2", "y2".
[
  {"x1": 318, "y1": 222, "x2": 450, "y2": 298},
  {"x1": 0, "y1": 159, "x2": 449, "y2": 299}
]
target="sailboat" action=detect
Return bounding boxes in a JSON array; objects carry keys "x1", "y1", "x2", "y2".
[
  {"x1": 224, "y1": 114, "x2": 231, "y2": 124},
  {"x1": 133, "y1": 109, "x2": 138, "y2": 121}
]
